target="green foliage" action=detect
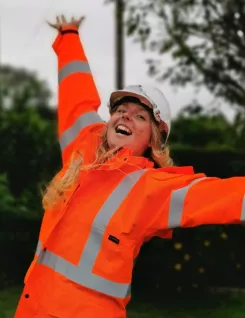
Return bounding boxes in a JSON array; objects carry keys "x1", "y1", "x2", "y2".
[
  {"x1": 172, "y1": 146, "x2": 245, "y2": 178},
  {"x1": 0, "y1": 107, "x2": 61, "y2": 203},
  {"x1": 122, "y1": 0, "x2": 245, "y2": 109},
  {"x1": 169, "y1": 105, "x2": 238, "y2": 149},
  {"x1": 0, "y1": 174, "x2": 15, "y2": 213},
  {"x1": 0, "y1": 65, "x2": 61, "y2": 288},
  {"x1": 0, "y1": 209, "x2": 40, "y2": 288},
  {"x1": 133, "y1": 225, "x2": 245, "y2": 300},
  {"x1": 168, "y1": 105, "x2": 245, "y2": 177},
  {"x1": 0, "y1": 65, "x2": 52, "y2": 111},
  {"x1": 0, "y1": 174, "x2": 41, "y2": 287},
  {"x1": 0, "y1": 65, "x2": 61, "y2": 216}
]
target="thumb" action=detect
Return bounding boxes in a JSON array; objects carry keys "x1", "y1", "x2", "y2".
[
  {"x1": 46, "y1": 20, "x2": 58, "y2": 29},
  {"x1": 77, "y1": 16, "x2": 86, "y2": 26}
]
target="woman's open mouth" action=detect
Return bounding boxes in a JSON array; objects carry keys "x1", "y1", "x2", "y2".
[{"x1": 115, "y1": 125, "x2": 132, "y2": 136}]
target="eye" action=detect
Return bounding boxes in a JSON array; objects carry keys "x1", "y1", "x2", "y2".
[
  {"x1": 137, "y1": 114, "x2": 146, "y2": 120},
  {"x1": 116, "y1": 107, "x2": 125, "y2": 113}
]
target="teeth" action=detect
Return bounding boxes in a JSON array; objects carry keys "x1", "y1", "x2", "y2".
[{"x1": 116, "y1": 125, "x2": 132, "y2": 134}]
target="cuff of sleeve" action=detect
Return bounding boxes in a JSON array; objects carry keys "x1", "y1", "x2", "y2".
[
  {"x1": 60, "y1": 25, "x2": 79, "y2": 34},
  {"x1": 52, "y1": 32, "x2": 62, "y2": 53},
  {"x1": 52, "y1": 25, "x2": 79, "y2": 53}
]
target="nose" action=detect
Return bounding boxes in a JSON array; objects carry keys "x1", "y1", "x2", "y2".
[{"x1": 121, "y1": 110, "x2": 131, "y2": 121}]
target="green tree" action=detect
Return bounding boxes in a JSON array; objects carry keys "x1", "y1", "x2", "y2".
[
  {"x1": 169, "y1": 104, "x2": 237, "y2": 149},
  {"x1": 168, "y1": 104, "x2": 245, "y2": 177},
  {"x1": 122, "y1": 0, "x2": 245, "y2": 109},
  {"x1": 0, "y1": 65, "x2": 61, "y2": 215},
  {"x1": 233, "y1": 111, "x2": 245, "y2": 148},
  {"x1": 0, "y1": 65, "x2": 55, "y2": 120},
  {"x1": 0, "y1": 174, "x2": 16, "y2": 213},
  {"x1": 0, "y1": 65, "x2": 61, "y2": 286}
]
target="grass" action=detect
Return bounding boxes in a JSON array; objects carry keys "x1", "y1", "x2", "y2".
[
  {"x1": 128, "y1": 301, "x2": 245, "y2": 318},
  {"x1": 0, "y1": 287, "x2": 20, "y2": 318},
  {"x1": 127, "y1": 293, "x2": 245, "y2": 318},
  {"x1": 1, "y1": 287, "x2": 245, "y2": 318}
]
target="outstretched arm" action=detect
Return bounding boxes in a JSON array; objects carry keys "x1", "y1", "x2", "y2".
[
  {"x1": 166, "y1": 176, "x2": 245, "y2": 228},
  {"x1": 146, "y1": 172, "x2": 245, "y2": 237},
  {"x1": 50, "y1": 15, "x2": 104, "y2": 165}
]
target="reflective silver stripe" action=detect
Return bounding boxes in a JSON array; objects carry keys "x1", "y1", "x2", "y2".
[
  {"x1": 168, "y1": 177, "x2": 206, "y2": 228},
  {"x1": 125, "y1": 257, "x2": 138, "y2": 296},
  {"x1": 242, "y1": 195, "x2": 245, "y2": 223},
  {"x1": 58, "y1": 61, "x2": 91, "y2": 83},
  {"x1": 59, "y1": 111, "x2": 103, "y2": 151},
  {"x1": 37, "y1": 169, "x2": 146, "y2": 298},
  {"x1": 58, "y1": 60, "x2": 103, "y2": 151},
  {"x1": 35, "y1": 240, "x2": 42, "y2": 256}
]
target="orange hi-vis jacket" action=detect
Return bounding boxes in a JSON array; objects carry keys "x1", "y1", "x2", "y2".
[{"x1": 15, "y1": 26, "x2": 245, "y2": 318}]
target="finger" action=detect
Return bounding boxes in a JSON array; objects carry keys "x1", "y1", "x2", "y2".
[
  {"x1": 46, "y1": 20, "x2": 54, "y2": 27},
  {"x1": 56, "y1": 16, "x2": 60, "y2": 26},
  {"x1": 78, "y1": 16, "x2": 85, "y2": 25},
  {"x1": 61, "y1": 15, "x2": 67, "y2": 25},
  {"x1": 46, "y1": 20, "x2": 58, "y2": 29}
]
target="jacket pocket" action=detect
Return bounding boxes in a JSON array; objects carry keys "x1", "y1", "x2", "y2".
[{"x1": 92, "y1": 226, "x2": 134, "y2": 284}]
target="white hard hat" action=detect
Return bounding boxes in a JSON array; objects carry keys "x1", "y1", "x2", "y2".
[{"x1": 108, "y1": 84, "x2": 171, "y2": 141}]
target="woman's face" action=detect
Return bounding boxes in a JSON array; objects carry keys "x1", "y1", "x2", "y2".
[{"x1": 106, "y1": 102, "x2": 152, "y2": 156}]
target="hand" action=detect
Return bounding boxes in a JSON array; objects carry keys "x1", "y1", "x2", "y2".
[{"x1": 47, "y1": 15, "x2": 85, "y2": 31}]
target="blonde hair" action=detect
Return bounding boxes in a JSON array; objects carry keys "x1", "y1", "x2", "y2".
[{"x1": 42, "y1": 120, "x2": 173, "y2": 210}]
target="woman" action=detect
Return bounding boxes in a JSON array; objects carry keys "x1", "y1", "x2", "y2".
[{"x1": 15, "y1": 15, "x2": 245, "y2": 318}]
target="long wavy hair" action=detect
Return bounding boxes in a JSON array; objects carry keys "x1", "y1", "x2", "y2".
[{"x1": 42, "y1": 120, "x2": 173, "y2": 210}]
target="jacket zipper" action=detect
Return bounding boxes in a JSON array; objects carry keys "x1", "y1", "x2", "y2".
[{"x1": 65, "y1": 183, "x2": 80, "y2": 207}]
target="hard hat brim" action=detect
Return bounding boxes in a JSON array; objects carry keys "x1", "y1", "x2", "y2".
[{"x1": 110, "y1": 90, "x2": 154, "y2": 110}]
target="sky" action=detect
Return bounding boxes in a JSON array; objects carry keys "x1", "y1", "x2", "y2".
[{"x1": 0, "y1": 0, "x2": 232, "y2": 121}]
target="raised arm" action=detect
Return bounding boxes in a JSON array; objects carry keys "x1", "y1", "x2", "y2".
[
  {"x1": 146, "y1": 172, "x2": 245, "y2": 237},
  {"x1": 50, "y1": 16, "x2": 104, "y2": 164}
]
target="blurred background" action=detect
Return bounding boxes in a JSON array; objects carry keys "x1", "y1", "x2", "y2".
[{"x1": 0, "y1": 0, "x2": 245, "y2": 317}]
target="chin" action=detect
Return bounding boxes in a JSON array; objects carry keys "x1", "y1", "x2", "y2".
[
  {"x1": 107, "y1": 139, "x2": 122, "y2": 149},
  {"x1": 108, "y1": 136, "x2": 125, "y2": 148}
]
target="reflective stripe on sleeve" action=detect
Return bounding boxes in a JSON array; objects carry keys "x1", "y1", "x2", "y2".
[
  {"x1": 168, "y1": 178, "x2": 245, "y2": 228},
  {"x1": 35, "y1": 240, "x2": 42, "y2": 256},
  {"x1": 242, "y1": 195, "x2": 245, "y2": 223},
  {"x1": 59, "y1": 111, "x2": 103, "y2": 151},
  {"x1": 58, "y1": 61, "x2": 91, "y2": 83},
  {"x1": 58, "y1": 60, "x2": 103, "y2": 151},
  {"x1": 37, "y1": 169, "x2": 146, "y2": 298},
  {"x1": 168, "y1": 177, "x2": 206, "y2": 228}
]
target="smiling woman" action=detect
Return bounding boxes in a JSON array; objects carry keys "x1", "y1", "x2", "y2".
[
  {"x1": 107, "y1": 97, "x2": 158, "y2": 156},
  {"x1": 14, "y1": 14, "x2": 245, "y2": 318},
  {"x1": 108, "y1": 102, "x2": 152, "y2": 154}
]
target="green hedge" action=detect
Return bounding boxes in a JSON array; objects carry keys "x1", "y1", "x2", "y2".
[
  {"x1": 132, "y1": 225, "x2": 245, "y2": 300},
  {"x1": 0, "y1": 210, "x2": 40, "y2": 288},
  {"x1": 171, "y1": 146, "x2": 245, "y2": 178}
]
